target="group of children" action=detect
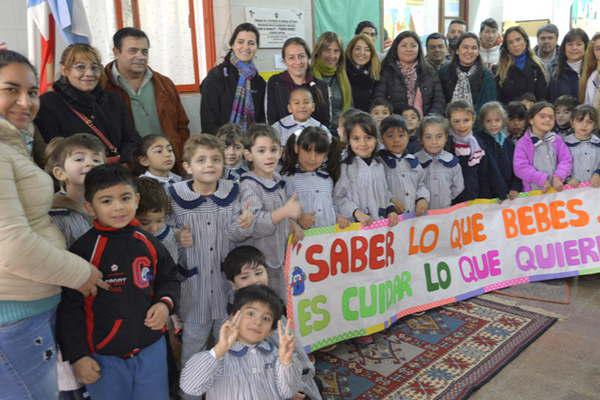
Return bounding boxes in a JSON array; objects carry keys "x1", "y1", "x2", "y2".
[{"x1": 45, "y1": 84, "x2": 599, "y2": 400}]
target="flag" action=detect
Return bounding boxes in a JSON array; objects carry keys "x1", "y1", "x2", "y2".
[{"x1": 46, "y1": 0, "x2": 91, "y2": 45}]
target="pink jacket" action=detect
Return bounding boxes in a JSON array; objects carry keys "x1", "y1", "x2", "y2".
[{"x1": 513, "y1": 129, "x2": 573, "y2": 191}]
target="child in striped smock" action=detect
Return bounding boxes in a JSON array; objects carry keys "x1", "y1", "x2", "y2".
[
  {"x1": 135, "y1": 134, "x2": 182, "y2": 187},
  {"x1": 237, "y1": 124, "x2": 304, "y2": 300},
  {"x1": 281, "y1": 126, "x2": 350, "y2": 229},
  {"x1": 166, "y1": 134, "x2": 254, "y2": 375},
  {"x1": 216, "y1": 123, "x2": 248, "y2": 181},
  {"x1": 564, "y1": 105, "x2": 600, "y2": 187}
]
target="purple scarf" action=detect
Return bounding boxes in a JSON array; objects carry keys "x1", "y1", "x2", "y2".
[{"x1": 229, "y1": 53, "x2": 258, "y2": 130}]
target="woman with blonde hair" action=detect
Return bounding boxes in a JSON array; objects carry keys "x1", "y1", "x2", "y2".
[
  {"x1": 35, "y1": 43, "x2": 140, "y2": 163},
  {"x1": 496, "y1": 26, "x2": 548, "y2": 104},
  {"x1": 312, "y1": 32, "x2": 353, "y2": 129},
  {"x1": 580, "y1": 33, "x2": 600, "y2": 111},
  {"x1": 345, "y1": 33, "x2": 381, "y2": 111}
]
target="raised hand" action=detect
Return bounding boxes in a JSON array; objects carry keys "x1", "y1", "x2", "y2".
[
  {"x1": 73, "y1": 356, "x2": 101, "y2": 385},
  {"x1": 177, "y1": 225, "x2": 193, "y2": 248},
  {"x1": 415, "y1": 198, "x2": 428, "y2": 216},
  {"x1": 144, "y1": 302, "x2": 169, "y2": 330},
  {"x1": 285, "y1": 194, "x2": 302, "y2": 220},
  {"x1": 298, "y1": 212, "x2": 316, "y2": 230},
  {"x1": 278, "y1": 319, "x2": 296, "y2": 366},
  {"x1": 213, "y1": 311, "x2": 241, "y2": 359},
  {"x1": 238, "y1": 201, "x2": 254, "y2": 229}
]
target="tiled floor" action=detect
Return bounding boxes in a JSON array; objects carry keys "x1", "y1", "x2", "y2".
[{"x1": 470, "y1": 276, "x2": 600, "y2": 400}]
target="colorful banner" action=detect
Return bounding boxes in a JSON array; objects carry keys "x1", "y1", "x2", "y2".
[{"x1": 285, "y1": 187, "x2": 600, "y2": 351}]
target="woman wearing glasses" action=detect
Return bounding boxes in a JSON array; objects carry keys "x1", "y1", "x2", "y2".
[{"x1": 35, "y1": 44, "x2": 140, "y2": 163}]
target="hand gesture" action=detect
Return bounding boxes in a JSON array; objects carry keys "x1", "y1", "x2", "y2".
[
  {"x1": 285, "y1": 194, "x2": 302, "y2": 220},
  {"x1": 73, "y1": 356, "x2": 101, "y2": 385},
  {"x1": 591, "y1": 173, "x2": 600, "y2": 188},
  {"x1": 290, "y1": 221, "x2": 305, "y2": 245},
  {"x1": 336, "y1": 215, "x2": 351, "y2": 229},
  {"x1": 77, "y1": 267, "x2": 110, "y2": 297},
  {"x1": 551, "y1": 175, "x2": 564, "y2": 192},
  {"x1": 415, "y1": 198, "x2": 429, "y2": 216},
  {"x1": 391, "y1": 198, "x2": 405, "y2": 214},
  {"x1": 177, "y1": 225, "x2": 193, "y2": 248},
  {"x1": 278, "y1": 319, "x2": 296, "y2": 366},
  {"x1": 542, "y1": 179, "x2": 552, "y2": 193},
  {"x1": 566, "y1": 178, "x2": 580, "y2": 188},
  {"x1": 508, "y1": 190, "x2": 519, "y2": 200},
  {"x1": 238, "y1": 201, "x2": 254, "y2": 229},
  {"x1": 387, "y1": 212, "x2": 399, "y2": 227},
  {"x1": 354, "y1": 210, "x2": 372, "y2": 227},
  {"x1": 298, "y1": 212, "x2": 315, "y2": 230},
  {"x1": 214, "y1": 311, "x2": 241, "y2": 359},
  {"x1": 145, "y1": 302, "x2": 169, "y2": 330}
]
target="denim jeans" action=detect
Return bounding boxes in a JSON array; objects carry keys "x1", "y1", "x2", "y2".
[{"x1": 0, "y1": 308, "x2": 58, "y2": 400}]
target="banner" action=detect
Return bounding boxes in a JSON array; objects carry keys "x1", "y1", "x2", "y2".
[{"x1": 285, "y1": 187, "x2": 600, "y2": 351}]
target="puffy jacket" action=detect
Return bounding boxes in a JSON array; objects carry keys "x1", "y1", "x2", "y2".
[
  {"x1": 438, "y1": 62, "x2": 497, "y2": 112},
  {"x1": 547, "y1": 64, "x2": 580, "y2": 102},
  {"x1": 496, "y1": 57, "x2": 547, "y2": 104},
  {"x1": 373, "y1": 61, "x2": 445, "y2": 115}
]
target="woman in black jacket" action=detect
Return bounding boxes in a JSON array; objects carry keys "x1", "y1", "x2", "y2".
[
  {"x1": 496, "y1": 26, "x2": 548, "y2": 104},
  {"x1": 200, "y1": 23, "x2": 266, "y2": 133},
  {"x1": 373, "y1": 31, "x2": 445, "y2": 116},
  {"x1": 345, "y1": 34, "x2": 381, "y2": 112},
  {"x1": 548, "y1": 28, "x2": 589, "y2": 102},
  {"x1": 265, "y1": 37, "x2": 330, "y2": 127},
  {"x1": 35, "y1": 43, "x2": 140, "y2": 163}
]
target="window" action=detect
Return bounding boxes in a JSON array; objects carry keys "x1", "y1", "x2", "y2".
[{"x1": 439, "y1": 0, "x2": 468, "y2": 33}]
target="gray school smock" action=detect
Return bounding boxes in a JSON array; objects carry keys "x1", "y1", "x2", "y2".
[
  {"x1": 167, "y1": 179, "x2": 249, "y2": 324},
  {"x1": 224, "y1": 161, "x2": 248, "y2": 182},
  {"x1": 283, "y1": 168, "x2": 337, "y2": 227},
  {"x1": 140, "y1": 170, "x2": 182, "y2": 190},
  {"x1": 564, "y1": 134, "x2": 600, "y2": 182},
  {"x1": 531, "y1": 133, "x2": 558, "y2": 190},
  {"x1": 379, "y1": 150, "x2": 430, "y2": 213},
  {"x1": 334, "y1": 156, "x2": 395, "y2": 220},
  {"x1": 272, "y1": 114, "x2": 332, "y2": 146},
  {"x1": 238, "y1": 171, "x2": 289, "y2": 270},
  {"x1": 49, "y1": 192, "x2": 91, "y2": 248},
  {"x1": 416, "y1": 150, "x2": 465, "y2": 210},
  {"x1": 155, "y1": 224, "x2": 178, "y2": 264}
]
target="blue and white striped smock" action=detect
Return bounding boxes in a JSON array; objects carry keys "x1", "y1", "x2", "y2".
[
  {"x1": 155, "y1": 224, "x2": 178, "y2": 264},
  {"x1": 379, "y1": 150, "x2": 430, "y2": 213},
  {"x1": 167, "y1": 179, "x2": 249, "y2": 324},
  {"x1": 140, "y1": 170, "x2": 182, "y2": 189},
  {"x1": 49, "y1": 192, "x2": 91, "y2": 248},
  {"x1": 564, "y1": 134, "x2": 600, "y2": 182},
  {"x1": 283, "y1": 168, "x2": 336, "y2": 227},
  {"x1": 415, "y1": 150, "x2": 464, "y2": 210},
  {"x1": 180, "y1": 341, "x2": 302, "y2": 399}
]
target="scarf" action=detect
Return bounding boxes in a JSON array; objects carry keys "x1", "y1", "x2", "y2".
[
  {"x1": 451, "y1": 131, "x2": 485, "y2": 166},
  {"x1": 398, "y1": 61, "x2": 423, "y2": 115},
  {"x1": 53, "y1": 77, "x2": 105, "y2": 115},
  {"x1": 229, "y1": 53, "x2": 257, "y2": 130},
  {"x1": 312, "y1": 58, "x2": 352, "y2": 111},
  {"x1": 490, "y1": 130, "x2": 507, "y2": 146},
  {"x1": 514, "y1": 53, "x2": 527, "y2": 71},
  {"x1": 452, "y1": 64, "x2": 477, "y2": 106}
]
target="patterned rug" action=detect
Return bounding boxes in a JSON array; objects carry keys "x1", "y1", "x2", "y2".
[{"x1": 314, "y1": 298, "x2": 556, "y2": 400}]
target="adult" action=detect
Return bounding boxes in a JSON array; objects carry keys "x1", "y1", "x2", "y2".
[
  {"x1": 479, "y1": 18, "x2": 501, "y2": 70},
  {"x1": 200, "y1": 23, "x2": 265, "y2": 133},
  {"x1": 447, "y1": 19, "x2": 467, "y2": 58},
  {"x1": 439, "y1": 33, "x2": 497, "y2": 112},
  {"x1": 104, "y1": 27, "x2": 190, "y2": 168},
  {"x1": 548, "y1": 28, "x2": 589, "y2": 102},
  {"x1": 265, "y1": 37, "x2": 330, "y2": 126},
  {"x1": 0, "y1": 50, "x2": 103, "y2": 399},
  {"x1": 345, "y1": 34, "x2": 381, "y2": 112},
  {"x1": 580, "y1": 33, "x2": 600, "y2": 108},
  {"x1": 534, "y1": 24, "x2": 560, "y2": 77},
  {"x1": 355, "y1": 20, "x2": 378, "y2": 42},
  {"x1": 425, "y1": 33, "x2": 449, "y2": 71},
  {"x1": 35, "y1": 43, "x2": 140, "y2": 163},
  {"x1": 373, "y1": 30, "x2": 445, "y2": 116},
  {"x1": 312, "y1": 32, "x2": 353, "y2": 129},
  {"x1": 496, "y1": 26, "x2": 548, "y2": 104}
]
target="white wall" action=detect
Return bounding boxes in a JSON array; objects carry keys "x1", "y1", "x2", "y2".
[{"x1": 0, "y1": 1, "x2": 28, "y2": 56}]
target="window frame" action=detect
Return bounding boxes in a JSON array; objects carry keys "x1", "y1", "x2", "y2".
[{"x1": 438, "y1": 0, "x2": 468, "y2": 34}]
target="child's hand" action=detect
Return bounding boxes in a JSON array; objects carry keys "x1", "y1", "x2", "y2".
[
  {"x1": 391, "y1": 198, "x2": 405, "y2": 214},
  {"x1": 415, "y1": 199, "x2": 429, "y2": 216},
  {"x1": 290, "y1": 221, "x2": 305, "y2": 245},
  {"x1": 214, "y1": 311, "x2": 241, "y2": 359},
  {"x1": 238, "y1": 201, "x2": 254, "y2": 229},
  {"x1": 387, "y1": 212, "x2": 399, "y2": 227},
  {"x1": 145, "y1": 302, "x2": 169, "y2": 330},
  {"x1": 278, "y1": 319, "x2": 296, "y2": 366},
  {"x1": 292, "y1": 393, "x2": 307, "y2": 400},
  {"x1": 567, "y1": 178, "x2": 580, "y2": 187},
  {"x1": 508, "y1": 190, "x2": 519, "y2": 200},
  {"x1": 552, "y1": 176, "x2": 564, "y2": 191},
  {"x1": 354, "y1": 210, "x2": 372, "y2": 227},
  {"x1": 336, "y1": 215, "x2": 351, "y2": 229},
  {"x1": 542, "y1": 179, "x2": 552, "y2": 193},
  {"x1": 591, "y1": 173, "x2": 600, "y2": 188},
  {"x1": 298, "y1": 212, "x2": 315, "y2": 230},
  {"x1": 285, "y1": 194, "x2": 302, "y2": 220},
  {"x1": 73, "y1": 356, "x2": 101, "y2": 385},
  {"x1": 176, "y1": 225, "x2": 193, "y2": 248}
]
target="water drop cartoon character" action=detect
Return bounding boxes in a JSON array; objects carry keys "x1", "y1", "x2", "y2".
[{"x1": 290, "y1": 266, "x2": 306, "y2": 296}]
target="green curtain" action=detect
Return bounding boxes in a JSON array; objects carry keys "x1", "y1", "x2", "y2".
[{"x1": 313, "y1": 0, "x2": 382, "y2": 51}]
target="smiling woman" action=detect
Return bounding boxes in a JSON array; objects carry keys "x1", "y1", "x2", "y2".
[{"x1": 345, "y1": 34, "x2": 381, "y2": 112}]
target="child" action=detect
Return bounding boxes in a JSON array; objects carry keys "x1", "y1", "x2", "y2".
[
  {"x1": 180, "y1": 285, "x2": 302, "y2": 399},
  {"x1": 272, "y1": 87, "x2": 331, "y2": 146},
  {"x1": 336, "y1": 108, "x2": 361, "y2": 159},
  {"x1": 415, "y1": 115, "x2": 465, "y2": 209},
  {"x1": 237, "y1": 124, "x2": 303, "y2": 299},
  {"x1": 554, "y1": 95, "x2": 578, "y2": 137},
  {"x1": 216, "y1": 123, "x2": 248, "y2": 181},
  {"x1": 370, "y1": 98, "x2": 392, "y2": 126},
  {"x1": 166, "y1": 134, "x2": 254, "y2": 371},
  {"x1": 135, "y1": 134, "x2": 182, "y2": 186},
  {"x1": 513, "y1": 101, "x2": 573, "y2": 192},
  {"x1": 57, "y1": 164, "x2": 179, "y2": 400},
  {"x1": 334, "y1": 111, "x2": 399, "y2": 227},
  {"x1": 446, "y1": 100, "x2": 508, "y2": 202},
  {"x1": 401, "y1": 106, "x2": 423, "y2": 153},
  {"x1": 518, "y1": 92, "x2": 536, "y2": 110},
  {"x1": 378, "y1": 115, "x2": 429, "y2": 215},
  {"x1": 476, "y1": 101, "x2": 522, "y2": 199},
  {"x1": 506, "y1": 101, "x2": 528, "y2": 143},
  {"x1": 281, "y1": 127, "x2": 349, "y2": 229},
  {"x1": 221, "y1": 246, "x2": 323, "y2": 400},
  {"x1": 564, "y1": 105, "x2": 600, "y2": 187}
]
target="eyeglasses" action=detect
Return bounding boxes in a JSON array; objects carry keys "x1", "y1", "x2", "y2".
[{"x1": 70, "y1": 63, "x2": 103, "y2": 75}]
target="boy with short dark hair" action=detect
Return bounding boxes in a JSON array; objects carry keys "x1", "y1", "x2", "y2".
[
  {"x1": 506, "y1": 101, "x2": 528, "y2": 143},
  {"x1": 57, "y1": 164, "x2": 179, "y2": 400}
]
